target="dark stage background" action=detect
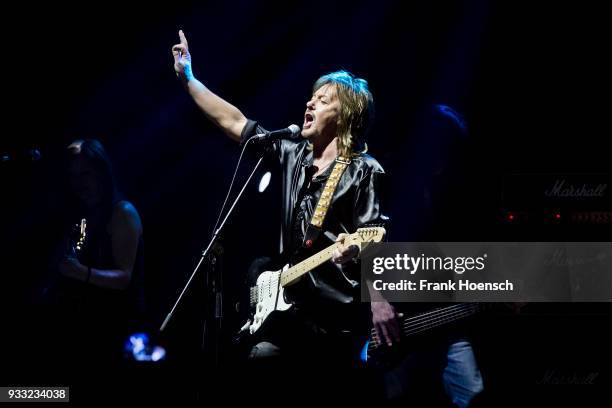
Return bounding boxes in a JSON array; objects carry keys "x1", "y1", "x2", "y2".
[{"x1": 1, "y1": 0, "x2": 611, "y2": 405}]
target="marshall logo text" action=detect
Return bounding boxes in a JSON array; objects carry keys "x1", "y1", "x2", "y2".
[{"x1": 545, "y1": 179, "x2": 607, "y2": 199}]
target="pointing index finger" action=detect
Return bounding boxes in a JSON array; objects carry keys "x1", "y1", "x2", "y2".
[{"x1": 179, "y1": 30, "x2": 189, "y2": 47}]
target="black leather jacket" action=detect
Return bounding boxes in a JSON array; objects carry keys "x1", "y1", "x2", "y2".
[{"x1": 242, "y1": 119, "x2": 388, "y2": 330}]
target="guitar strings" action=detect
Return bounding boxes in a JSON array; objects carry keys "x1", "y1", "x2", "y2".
[
  {"x1": 370, "y1": 305, "x2": 475, "y2": 346},
  {"x1": 369, "y1": 305, "x2": 479, "y2": 349},
  {"x1": 369, "y1": 309, "x2": 477, "y2": 349},
  {"x1": 369, "y1": 306, "x2": 474, "y2": 343},
  {"x1": 369, "y1": 303, "x2": 475, "y2": 336},
  {"x1": 370, "y1": 308, "x2": 477, "y2": 347},
  {"x1": 402, "y1": 309, "x2": 477, "y2": 335},
  {"x1": 401, "y1": 304, "x2": 478, "y2": 328}
]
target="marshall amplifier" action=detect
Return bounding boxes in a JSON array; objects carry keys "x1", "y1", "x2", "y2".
[{"x1": 501, "y1": 174, "x2": 612, "y2": 224}]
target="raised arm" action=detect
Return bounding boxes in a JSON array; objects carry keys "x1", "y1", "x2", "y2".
[{"x1": 172, "y1": 30, "x2": 247, "y2": 142}]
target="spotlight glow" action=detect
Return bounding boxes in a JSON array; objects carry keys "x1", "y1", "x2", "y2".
[{"x1": 258, "y1": 171, "x2": 272, "y2": 193}]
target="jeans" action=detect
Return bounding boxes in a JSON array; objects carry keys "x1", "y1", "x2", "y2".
[
  {"x1": 384, "y1": 340, "x2": 483, "y2": 408},
  {"x1": 443, "y1": 341, "x2": 484, "y2": 408}
]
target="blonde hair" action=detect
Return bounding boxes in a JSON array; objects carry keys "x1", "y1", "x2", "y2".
[{"x1": 313, "y1": 70, "x2": 374, "y2": 158}]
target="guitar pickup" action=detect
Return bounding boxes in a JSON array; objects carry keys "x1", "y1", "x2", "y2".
[{"x1": 249, "y1": 286, "x2": 258, "y2": 307}]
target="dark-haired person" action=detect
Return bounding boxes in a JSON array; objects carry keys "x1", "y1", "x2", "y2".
[
  {"x1": 59, "y1": 140, "x2": 143, "y2": 292},
  {"x1": 49, "y1": 139, "x2": 145, "y2": 391},
  {"x1": 171, "y1": 31, "x2": 388, "y2": 396}
]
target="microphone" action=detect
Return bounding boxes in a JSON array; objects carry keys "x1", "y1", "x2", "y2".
[{"x1": 251, "y1": 124, "x2": 301, "y2": 143}]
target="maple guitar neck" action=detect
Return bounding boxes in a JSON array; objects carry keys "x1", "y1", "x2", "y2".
[
  {"x1": 280, "y1": 242, "x2": 340, "y2": 287},
  {"x1": 279, "y1": 227, "x2": 386, "y2": 287}
]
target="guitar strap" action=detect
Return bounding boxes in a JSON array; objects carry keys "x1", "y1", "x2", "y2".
[{"x1": 303, "y1": 156, "x2": 351, "y2": 248}]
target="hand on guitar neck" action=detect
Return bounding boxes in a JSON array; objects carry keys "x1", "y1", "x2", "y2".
[
  {"x1": 366, "y1": 303, "x2": 482, "y2": 367},
  {"x1": 331, "y1": 233, "x2": 360, "y2": 264}
]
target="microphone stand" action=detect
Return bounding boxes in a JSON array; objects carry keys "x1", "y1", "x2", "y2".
[{"x1": 160, "y1": 150, "x2": 266, "y2": 369}]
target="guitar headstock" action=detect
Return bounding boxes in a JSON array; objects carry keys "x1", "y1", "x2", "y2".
[
  {"x1": 346, "y1": 227, "x2": 386, "y2": 249},
  {"x1": 69, "y1": 218, "x2": 87, "y2": 257}
]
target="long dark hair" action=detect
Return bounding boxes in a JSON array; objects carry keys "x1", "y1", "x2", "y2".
[{"x1": 67, "y1": 139, "x2": 122, "y2": 218}]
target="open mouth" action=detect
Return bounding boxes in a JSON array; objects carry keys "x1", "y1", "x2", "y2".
[{"x1": 303, "y1": 112, "x2": 315, "y2": 128}]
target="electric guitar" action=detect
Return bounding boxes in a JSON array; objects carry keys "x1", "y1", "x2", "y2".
[
  {"x1": 243, "y1": 227, "x2": 386, "y2": 335},
  {"x1": 366, "y1": 303, "x2": 481, "y2": 367},
  {"x1": 44, "y1": 218, "x2": 88, "y2": 304},
  {"x1": 69, "y1": 218, "x2": 88, "y2": 258}
]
